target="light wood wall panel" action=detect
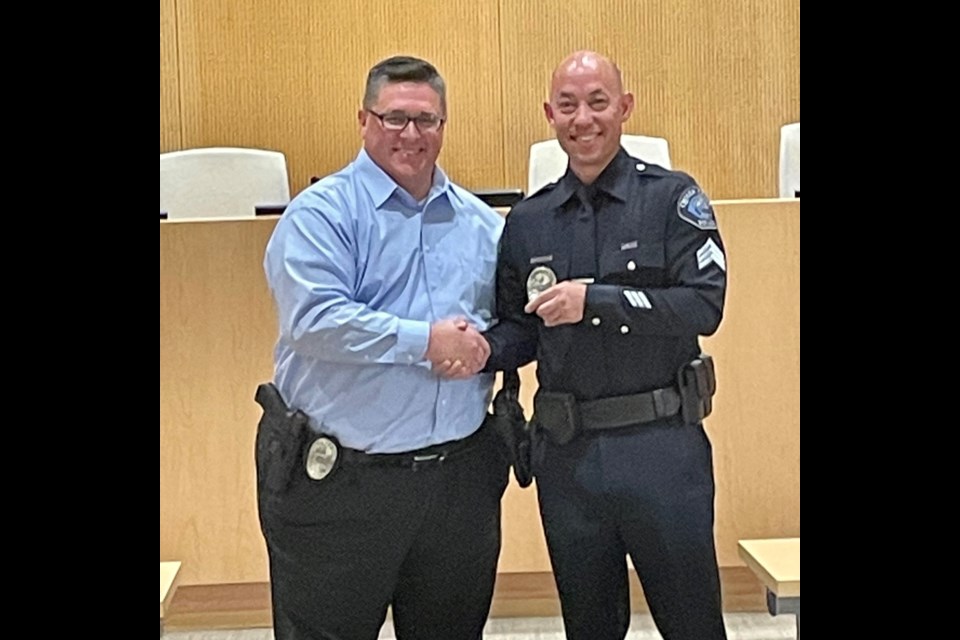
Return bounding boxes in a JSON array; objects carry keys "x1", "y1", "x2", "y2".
[
  {"x1": 160, "y1": 199, "x2": 799, "y2": 584},
  {"x1": 161, "y1": 1, "x2": 798, "y2": 198},
  {"x1": 160, "y1": 0, "x2": 181, "y2": 151},
  {"x1": 499, "y1": 0, "x2": 800, "y2": 199},
  {"x1": 175, "y1": 0, "x2": 504, "y2": 196},
  {"x1": 160, "y1": 219, "x2": 278, "y2": 584},
  {"x1": 704, "y1": 199, "x2": 800, "y2": 564}
]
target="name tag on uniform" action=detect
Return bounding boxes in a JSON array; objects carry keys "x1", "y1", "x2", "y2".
[
  {"x1": 620, "y1": 241, "x2": 638, "y2": 250},
  {"x1": 530, "y1": 255, "x2": 554, "y2": 264}
]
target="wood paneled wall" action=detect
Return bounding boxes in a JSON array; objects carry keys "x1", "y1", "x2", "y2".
[
  {"x1": 499, "y1": 0, "x2": 801, "y2": 199},
  {"x1": 159, "y1": 0, "x2": 799, "y2": 199},
  {"x1": 702, "y1": 199, "x2": 801, "y2": 563},
  {"x1": 160, "y1": 219, "x2": 278, "y2": 584},
  {"x1": 160, "y1": 0, "x2": 181, "y2": 151}
]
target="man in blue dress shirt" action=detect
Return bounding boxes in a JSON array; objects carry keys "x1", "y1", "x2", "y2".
[{"x1": 258, "y1": 56, "x2": 508, "y2": 640}]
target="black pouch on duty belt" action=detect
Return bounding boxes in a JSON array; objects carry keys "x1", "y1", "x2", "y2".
[{"x1": 532, "y1": 390, "x2": 581, "y2": 446}]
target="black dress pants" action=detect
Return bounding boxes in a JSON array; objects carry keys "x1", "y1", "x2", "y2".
[
  {"x1": 259, "y1": 428, "x2": 509, "y2": 640},
  {"x1": 536, "y1": 419, "x2": 727, "y2": 640}
]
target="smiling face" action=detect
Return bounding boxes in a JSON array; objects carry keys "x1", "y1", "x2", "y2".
[
  {"x1": 359, "y1": 81, "x2": 445, "y2": 200},
  {"x1": 544, "y1": 52, "x2": 634, "y2": 184}
]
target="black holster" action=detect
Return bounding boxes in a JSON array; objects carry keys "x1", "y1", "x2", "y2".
[
  {"x1": 254, "y1": 382, "x2": 310, "y2": 496},
  {"x1": 532, "y1": 390, "x2": 580, "y2": 446},
  {"x1": 487, "y1": 370, "x2": 534, "y2": 488},
  {"x1": 677, "y1": 355, "x2": 717, "y2": 424}
]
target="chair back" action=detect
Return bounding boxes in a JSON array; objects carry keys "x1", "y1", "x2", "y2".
[
  {"x1": 160, "y1": 147, "x2": 290, "y2": 218},
  {"x1": 779, "y1": 123, "x2": 800, "y2": 198},
  {"x1": 527, "y1": 134, "x2": 672, "y2": 195}
]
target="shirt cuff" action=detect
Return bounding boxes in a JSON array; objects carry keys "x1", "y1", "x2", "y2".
[
  {"x1": 584, "y1": 283, "x2": 602, "y2": 315},
  {"x1": 395, "y1": 319, "x2": 430, "y2": 364},
  {"x1": 587, "y1": 282, "x2": 626, "y2": 307}
]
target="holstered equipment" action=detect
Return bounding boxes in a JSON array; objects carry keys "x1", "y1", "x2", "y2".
[
  {"x1": 254, "y1": 382, "x2": 310, "y2": 495},
  {"x1": 533, "y1": 355, "x2": 717, "y2": 446},
  {"x1": 486, "y1": 369, "x2": 534, "y2": 488},
  {"x1": 677, "y1": 355, "x2": 716, "y2": 425}
]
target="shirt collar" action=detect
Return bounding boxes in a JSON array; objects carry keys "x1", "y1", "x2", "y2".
[
  {"x1": 549, "y1": 147, "x2": 633, "y2": 208},
  {"x1": 354, "y1": 148, "x2": 451, "y2": 209}
]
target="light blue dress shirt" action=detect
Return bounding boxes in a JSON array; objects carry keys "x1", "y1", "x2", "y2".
[{"x1": 264, "y1": 149, "x2": 504, "y2": 453}]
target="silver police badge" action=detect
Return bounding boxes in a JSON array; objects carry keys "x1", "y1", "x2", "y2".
[
  {"x1": 304, "y1": 436, "x2": 339, "y2": 480},
  {"x1": 526, "y1": 265, "x2": 557, "y2": 302}
]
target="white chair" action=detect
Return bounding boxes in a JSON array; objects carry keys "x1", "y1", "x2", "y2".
[
  {"x1": 779, "y1": 122, "x2": 800, "y2": 198},
  {"x1": 527, "y1": 134, "x2": 671, "y2": 195},
  {"x1": 160, "y1": 147, "x2": 290, "y2": 219}
]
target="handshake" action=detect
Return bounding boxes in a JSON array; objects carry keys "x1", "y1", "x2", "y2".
[{"x1": 426, "y1": 317, "x2": 490, "y2": 379}]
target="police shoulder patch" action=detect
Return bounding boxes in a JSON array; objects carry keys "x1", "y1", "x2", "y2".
[{"x1": 677, "y1": 187, "x2": 717, "y2": 230}]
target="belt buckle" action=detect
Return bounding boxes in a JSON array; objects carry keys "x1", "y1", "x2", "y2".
[{"x1": 412, "y1": 452, "x2": 444, "y2": 471}]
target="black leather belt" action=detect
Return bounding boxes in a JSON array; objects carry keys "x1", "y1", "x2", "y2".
[
  {"x1": 579, "y1": 387, "x2": 682, "y2": 431},
  {"x1": 338, "y1": 427, "x2": 486, "y2": 469}
]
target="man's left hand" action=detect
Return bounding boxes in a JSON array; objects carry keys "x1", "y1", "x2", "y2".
[{"x1": 524, "y1": 281, "x2": 586, "y2": 327}]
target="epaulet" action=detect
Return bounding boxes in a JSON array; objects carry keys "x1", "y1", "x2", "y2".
[
  {"x1": 509, "y1": 181, "x2": 559, "y2": 216},
  {"x1": 630, "y1": 160, "x2": 673, "y2": 179},
  {"x1": 527, "y1": 181, "x2": 559, "y2": 199}
]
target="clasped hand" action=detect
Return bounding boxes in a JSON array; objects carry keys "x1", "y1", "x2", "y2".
[{"x1": 427, "y1": 317, "x2": 490, "y2": 379}]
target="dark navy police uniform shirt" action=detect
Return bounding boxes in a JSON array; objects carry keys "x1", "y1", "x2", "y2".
[{"x1": 486, "y1": 148, "x2": 727, "y2": 400}]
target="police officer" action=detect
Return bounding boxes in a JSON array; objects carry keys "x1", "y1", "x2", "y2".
[{"x1": 483, "y1": 51, "x2": 728, "y2": 640}]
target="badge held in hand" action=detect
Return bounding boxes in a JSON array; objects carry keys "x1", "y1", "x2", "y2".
[{"x1": 526, "y1": 266, "x2": 557, "y2": 303}]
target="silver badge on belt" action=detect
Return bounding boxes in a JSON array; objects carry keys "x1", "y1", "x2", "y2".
[
  {"x1": 526, "y1": 265, "x2": 557, "y2": 302},
  {"x1": 304, "y1": 436, "x2": 339, "y2": 480}
]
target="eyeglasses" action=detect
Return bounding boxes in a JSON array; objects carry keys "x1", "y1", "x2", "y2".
[{"x1": 366, "y1": 109, "x2": 445, "y2": 132}]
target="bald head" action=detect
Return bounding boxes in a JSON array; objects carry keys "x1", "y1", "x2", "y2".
[
  {"x1": 551, "y1": 51, "x2": 624, "y2": 99},
  {"x1": 544, "y1": 50, "x2": 634, "y2": 185}
]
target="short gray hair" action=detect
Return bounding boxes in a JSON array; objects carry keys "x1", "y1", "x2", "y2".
[{"x1": 363, "y1": 56, "x2": 447, "y2": 115}]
